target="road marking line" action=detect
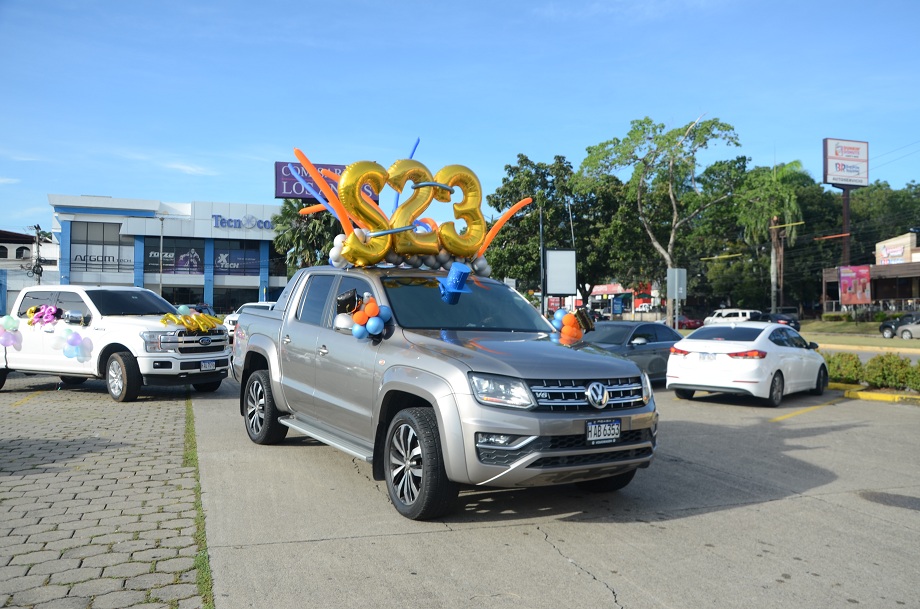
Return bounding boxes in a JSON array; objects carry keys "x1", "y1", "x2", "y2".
[
  {"x1": 11, "y1": 392, "x2": 44, "y2": 408},
  {"x1": 770, "y1": 399, "x2": 842, "y2": 422}
]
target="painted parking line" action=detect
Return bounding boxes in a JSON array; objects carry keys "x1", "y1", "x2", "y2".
[
  {"x1": 769, "y1": 398, "x2": 844, "y2": 422},
  {"x1": 11, "y1": 391, "x2": 46, "y2": 408}
]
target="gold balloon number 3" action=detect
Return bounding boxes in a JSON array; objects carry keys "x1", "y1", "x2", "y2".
[{"x1": 338, "y1": 159, "x2": 487, "y2": 266}]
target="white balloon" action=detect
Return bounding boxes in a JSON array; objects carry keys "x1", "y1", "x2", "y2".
[{"x1": 334, "y1": 234, "x2": 346, "y2": 246}]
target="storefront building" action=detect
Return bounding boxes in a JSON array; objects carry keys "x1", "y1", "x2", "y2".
[{"x1": 49, "y1": 195, "x2": 287, "y2": 313}]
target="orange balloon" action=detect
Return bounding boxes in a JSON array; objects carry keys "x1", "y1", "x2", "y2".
[
  {"x1": 476, "y1": 197, "x2": 533, "y2": 258},
  {"x1": 364, "y1": 302, "x2": 379, "y2": 318},
  {"x1": 293, "y1": 148, "x2": 353, "y2": 237},
  {"x1": 353, "y1": 310, "x2": 369, "y2": 325},
  {"x1": 561, "y1": 325, "x2": 577, "y2": 338},
  {"x1": 298, "y1": 203, "x2": 328, "y2": 216},
  {"x1": 563, "y1": 313, "x2": 577, "y2": 327}
]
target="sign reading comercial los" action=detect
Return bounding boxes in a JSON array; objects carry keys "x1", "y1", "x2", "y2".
[{"x1": 823, "y1": 138, "x2": 869, "y2": 188}]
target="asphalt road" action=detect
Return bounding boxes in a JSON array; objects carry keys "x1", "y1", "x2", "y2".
[{"x1": 195, "y1": 379, "x2": 920, "y2": 609}]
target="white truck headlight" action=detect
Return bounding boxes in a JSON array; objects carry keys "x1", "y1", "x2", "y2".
[
  {"x1": 469, "y1": 373, "x2": 534, "y2": 409},
  {"x1": 141, "y1": 330, "x2": 178, "y2": 353}
]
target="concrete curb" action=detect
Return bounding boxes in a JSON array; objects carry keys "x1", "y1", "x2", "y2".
[{"x1": 828, "y1": 382, "x2": 920, "y2": 404}]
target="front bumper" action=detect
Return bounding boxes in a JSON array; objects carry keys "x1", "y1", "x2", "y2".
[
  {"x1": 137, "y1": 353, "x2": 231, "y2": 387},
  {"x1": 447, "y1": 394, "x2": 658, "y2": 488}
]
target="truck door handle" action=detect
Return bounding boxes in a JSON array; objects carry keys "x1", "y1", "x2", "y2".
[
  {"x1": 318, "y1": 345, "x2": 329, "y2": 356},
  {"x1": 282, "y1": 335, "x2": 291, "y2": 344}
]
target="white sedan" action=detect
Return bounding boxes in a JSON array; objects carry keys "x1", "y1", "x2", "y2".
[
  {"x1": 223, "y1": 301, "x2": 276, "y2": 337},
  {"x1": 666, "y1": 322, "x2": 827, "y2": 407}
]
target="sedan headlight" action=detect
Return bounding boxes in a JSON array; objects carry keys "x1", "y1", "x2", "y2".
[{"x1": 469, "y1": 373, "x2": 535, "y2": 409}]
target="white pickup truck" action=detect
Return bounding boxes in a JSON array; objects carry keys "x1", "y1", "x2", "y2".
[
  {"x1": 1, "y1": 285, "x2": 230, "y2": 401},
  {"x1": 232, "y1": 265, "x2": 659, "y2": 520}
]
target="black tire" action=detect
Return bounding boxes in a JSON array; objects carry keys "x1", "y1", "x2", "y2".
[
  {"x1": 901, "y1": 329, "x2": 913, "y2": 340},
  {"x1": 674, "y1": 389, "x2": 695, "y2": 400},
  {"x1": 384, "y1": 408, "x2": 458, "y2": 520},
  {"x1": 0, "y1": 370, "x2": 7, "y2": 391},
  {"x1": 243, "y1": 370, "x2": 288, "y2": 445},
  {"x1": 193, "y1": 380, "x2": 222, "y2": 393},
  {"x1": 576, "y1": 469, "x2": 637, "y2": 493},
  {"x1": 59, "y1": 376, "x2": 87, "y2": 385},
  {"x1": 882, "y1": 327, "x2": 894, "y2": 339},
  {"x1": 106, "y1": 352, "x2": 141, "y2": 403},
  {"x1": 810, "y1": 366, "x2": 828, "y2": 396},
  {"x1": 765, "y1": 372, "x2": 784, "y2": 407}
]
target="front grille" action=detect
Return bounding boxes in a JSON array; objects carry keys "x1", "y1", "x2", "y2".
[
  {"x1": 174, "y1": 328, "x2": 230, "y2": 355},
  {"x1": 527, "y1": 377, "x2": 646, "y2": 412},
  {"x1": 477, "y1": 429, "x2": 652, "y2": 467},
  {"x1": 529, "y1": 447, "x2": 654, "y2": 468}
]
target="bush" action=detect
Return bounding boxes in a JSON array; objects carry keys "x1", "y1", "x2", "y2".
[
  {"x1": 822, "y1": 351, "x2": 863, "y2": 384},
  {"x1": 874, "y1": 312, "x2": 889, "y2": 323},
  {"x1": 822, "y1": 312, "x2": 852, "y2": 322},
  {"x1": 862, "y1": 353, "x2": 913, "y2": 389}
]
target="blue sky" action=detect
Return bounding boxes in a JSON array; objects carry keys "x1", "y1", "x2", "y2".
[{"x1": 1, "y1": 0, "x2": 918, "y2": 234}]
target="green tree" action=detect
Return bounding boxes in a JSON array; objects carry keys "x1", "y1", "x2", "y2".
[
  {"x1": 484, "y1": 154, "x2": 621, "y2": 307},
  {"x1": 576, "y1": 116, "x2": 746, "y2": 319},
  {"x1": 271, "y1": 198, "x2": 341, "y2": 276}
]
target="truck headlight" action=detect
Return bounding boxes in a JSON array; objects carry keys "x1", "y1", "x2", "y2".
[
  {"x1": 469, "y1": 373, "x2": 534, "y2": 409},
  {"x1": 642, "y1": 371, "x2": 653, "y2": 405},
  {"x1": 141, "y1": 330, "x2": 178, "y2": 353}
]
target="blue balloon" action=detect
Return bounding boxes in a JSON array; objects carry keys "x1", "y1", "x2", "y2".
[
  {"x1": 552, "y1": 319, "x2": 563, "y2": 331},
  {"x1": 366, "y1": 317, "x2": 384, "y2": 335},
  {"x1": 554, "y1": 309, "x2": 567, "y2": 321},
  {"x1": 351, "y1": 324, "x2": 369, "y2": 339},
  {"x1": 63, "y1": 344, "x2": 79, "y2": 358},
  {"x1": 377, "y1": 305, "x2": 392, "y2": 323}
]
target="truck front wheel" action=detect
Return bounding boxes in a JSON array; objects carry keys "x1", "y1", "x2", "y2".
[
  {"x1": 384, "y1": 408, "x2": 458, "y2": 520},
  {"x1": 107, "y1": 352, "x2": 141, "y2": 402}
]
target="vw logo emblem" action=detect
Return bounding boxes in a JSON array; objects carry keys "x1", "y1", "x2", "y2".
[
  {"x1": 198, "y1": 337, "x2": 213, "y2": 346},
  {"x1": 586, "y1": 382, "x2": 609, "y2": 409}
]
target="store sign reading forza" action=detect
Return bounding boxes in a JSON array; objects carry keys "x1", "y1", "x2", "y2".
[{"x1": 212, "y1": 214, "x2": 274, "y2": 230}]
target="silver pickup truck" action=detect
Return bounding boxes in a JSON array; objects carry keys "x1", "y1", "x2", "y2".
[{"x1": 231, "y1": 265, "x2": 658, "y2": 520}]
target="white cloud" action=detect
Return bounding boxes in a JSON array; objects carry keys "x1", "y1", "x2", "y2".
[
  {"x1": 0, "y1": 177, "x2": 21, "y2": 184},
  {"x1": 162, "y1": 162, "x2": 219, "y2": 176}
]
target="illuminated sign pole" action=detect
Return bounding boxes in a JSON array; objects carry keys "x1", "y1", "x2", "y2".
[{"x1": 823, "y1": 139, "x2": 869, "y2": 265}]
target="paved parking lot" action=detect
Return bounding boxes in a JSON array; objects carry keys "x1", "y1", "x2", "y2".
[
  {"x1": 3, "y1": 371, "x2": 920, "y2": 608},
  {"x1": 0, "y1": 373, "x2": 203, "y2": 609}
]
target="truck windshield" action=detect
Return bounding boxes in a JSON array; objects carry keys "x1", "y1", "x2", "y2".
[
  {"x1": 85, "y1": 289, "x2": 177, "y2": 316},
  {"x1": 380, "y1": 276, "x2": 553, "y2": 332}
]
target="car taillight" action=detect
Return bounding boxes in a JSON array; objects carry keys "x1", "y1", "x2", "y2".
[
  {"x1": 727, "y1": 349, "x2": 767, "y2": 359},
  {"x1": 670, "y1": 346, "x2": 690, "y2": 356}
]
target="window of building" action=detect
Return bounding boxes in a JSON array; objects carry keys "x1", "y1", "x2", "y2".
[
  {"x1": 70, "y1": 221, "x2": 134, "y2": 272},
  {"x1": 0, "y1": 245, "x2": 7, "y2": 258},
  {"x1": 16, "y1": 246, "x2": 31, "y2": 259},
  {"x1": 213, "y1": 239, "x2": 261, "y2": 276},
  {"x1": 144, "y1": 237, "x2": 205, "y2": 275}
]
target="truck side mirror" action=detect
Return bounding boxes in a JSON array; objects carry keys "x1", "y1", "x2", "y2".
[
  {"x1": 333, "y1": 312, "x2": 355, "y2": 333},
  {"x1": 62, "y1": 310, "x2": 90, "y2": 325}
]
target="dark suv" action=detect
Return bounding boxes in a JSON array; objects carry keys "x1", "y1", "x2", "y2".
[{"x1": 879, "y1": 313, "x2": 919, "y2": 339}]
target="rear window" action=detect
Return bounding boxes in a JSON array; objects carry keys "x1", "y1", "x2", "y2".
[{"x1": 687, "y1": 326, "x2": 764, "y2": 342}]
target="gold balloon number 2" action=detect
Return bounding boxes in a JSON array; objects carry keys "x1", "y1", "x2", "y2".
[{"x1": 337, "y1": 159, "x2": 486, "y2": 267}]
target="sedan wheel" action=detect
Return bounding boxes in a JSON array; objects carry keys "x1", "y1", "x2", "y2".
[
  {"x1": 765, "y1": 372, "x2": 784, "y2": 407},
  {"x1": 810, "y1": 366, "x2": 828, "y2": 396},
  {"x1": 902, "y1": 330, "x2": 913, "y2": 340},
  {"x1": 882, "y1": 328, "x2": 894, "y2": 339}
]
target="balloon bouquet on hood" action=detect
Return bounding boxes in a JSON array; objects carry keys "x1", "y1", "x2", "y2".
[{"x1": 288, "y1": 146, "x2": 593, "y2": 344}]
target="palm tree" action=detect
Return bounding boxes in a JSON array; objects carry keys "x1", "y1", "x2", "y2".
[{"x1": 271, "y1": 198, "x2": 341, "y2": 276}]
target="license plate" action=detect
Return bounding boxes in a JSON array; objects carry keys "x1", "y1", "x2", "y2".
[
  {"x1": 200, "y1": 360, "x2": 216, "y2": 371},
  {"x1": 586, "y1": 418, "x2": 621, "y2": 446},
  {"x1": 699, "y1": 353, "x2": 716, "y2": 361}
]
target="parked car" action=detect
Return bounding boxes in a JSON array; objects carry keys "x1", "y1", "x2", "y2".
[
  {"x1": 223, "y1": 301, "x2": 276, "y2": 336},
  {"x1": 666, "y1": 322, "x2": 827, "y2": 407},
  {"x1": 879, "y1": 313, "x2": 920, "y2": 339},
  {"x1": 180, "y1": 303, "x2": 217, "y2": 316},
  {"x1": 703, "y1": 308, "x2": 762, "y2": 325},
  {"x1": 894, "y1": 319, "x2": 920, "y2": 340},
  {"x1": 750, "y1": 312, "x2": 801, "y2": 331},
  {"x1": 673, "y1": 314, "x2": 703, "y2": 330},
  {"x1": 582, "y1": 321, "x2": 683, "y2": 383}
]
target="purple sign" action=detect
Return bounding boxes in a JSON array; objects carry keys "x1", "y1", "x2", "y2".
[{"x1": 274, "y1": 161, "x2": 379, "y2": 201}]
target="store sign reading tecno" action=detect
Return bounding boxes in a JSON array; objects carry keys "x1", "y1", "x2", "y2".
[{"x1": 212, "y1": 214, "x2": 273, "y2": 230}]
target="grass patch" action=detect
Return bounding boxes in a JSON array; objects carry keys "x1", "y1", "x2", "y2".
[{"x1": 184, "y1": 393, "x2": 215, "y2": 609}]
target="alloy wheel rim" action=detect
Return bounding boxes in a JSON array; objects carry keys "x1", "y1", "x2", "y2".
[
  {"x1": 108, "y1": 361, "x2": 123, "y2": 396},
  {"x1": 246, "y1": 380, "x2": 265, "y2": 435},
  {"x1": 389, "y1": 423, "x2": 423, "y2": 505}
]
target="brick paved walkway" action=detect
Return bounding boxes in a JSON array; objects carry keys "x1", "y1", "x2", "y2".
[{"x1": 0, "y1": 373, "x2": 205, "y2": 609}]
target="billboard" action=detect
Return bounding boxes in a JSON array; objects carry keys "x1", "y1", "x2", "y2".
[
  {"x1": 823, "y1": 139, "x2": 869, "y2": 187},
  {"x1": 839, "y1": 265, "x2": 871, "y2": 306},
  {"x1": 274, "y1": 162, "x2": 379, "y2": 201},
  {"x1": 545, "y1": 249, "x2": 577, "y2": 296}
]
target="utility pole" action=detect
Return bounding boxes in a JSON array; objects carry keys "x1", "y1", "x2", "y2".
[{"x1": 32, "y1": 224, "x2": 42, "y2": 285}]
